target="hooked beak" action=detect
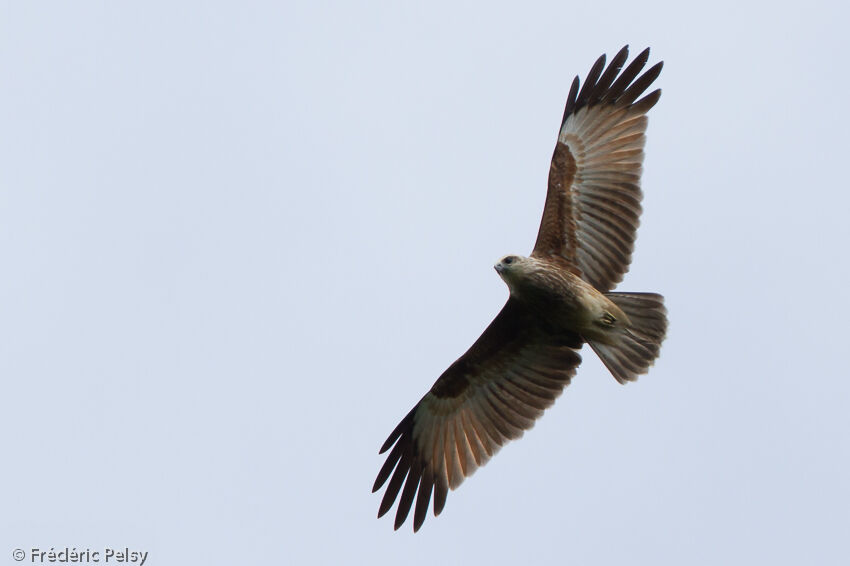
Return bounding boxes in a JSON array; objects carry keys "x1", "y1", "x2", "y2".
[{"x1": 494, "y1": 262, "x2": 505, "y2": 274}]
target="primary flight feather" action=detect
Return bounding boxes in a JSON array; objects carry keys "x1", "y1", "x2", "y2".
[{"x1": 373, "y1": 46, "x2": 668, "y2": 532}]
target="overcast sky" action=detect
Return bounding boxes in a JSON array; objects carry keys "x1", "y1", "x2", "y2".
[{"x1": 2, "y1": 1, "x2": 849, "y2": 564}]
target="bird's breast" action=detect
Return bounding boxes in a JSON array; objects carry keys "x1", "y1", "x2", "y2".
[{"x1": 512, "y1": 268, "x2": 599, "y2": 330}]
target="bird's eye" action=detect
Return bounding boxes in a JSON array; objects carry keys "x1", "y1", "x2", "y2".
[{"x1": 504, "y1": 257, "x2": 513, "y2": 264}]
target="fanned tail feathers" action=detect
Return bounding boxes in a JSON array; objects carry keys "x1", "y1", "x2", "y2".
[{"x1": 588, "y1": 292, "x2": 667, "y2": 384}]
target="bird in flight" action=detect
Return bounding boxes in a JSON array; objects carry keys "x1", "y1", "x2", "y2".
[{"x1": 373, "y1": 46, "x2": 668, "y2": 532}]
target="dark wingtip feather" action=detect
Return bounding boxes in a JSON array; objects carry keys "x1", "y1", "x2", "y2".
[
  {"x1": 574, "y1": 53, "x2": 606, "y2": 110},
  {"x1": 373, "y1": 440, "x2": 404, "y2": 492},
  {"x1": 413, "y1": 469, "x2": 434, "y2": 532},
  {"x1": 378, "y1": 449, "x2": 411, "y2": 518},
  {"x1": 375, "y1": 403, "x2": 431, "y2": 530},
  {"x1": 619, "y1": 61, "x2": 664, "y2": 105},
  {"x1": 635, "y1": 46, "x2": 651, "y2": 65},
  {"x1": 630, "y1": 88, "x2": 662, "y2": 114},
  {"x1": 560, "y1": 47, "x2": 661, "y2": 128},
  {"x1": 587, "y1": 46, "x2": 629, "y2": 103},
  {"x1": 602, "y1": 47, "x2": 651, "y2": 103},
  {"x1": 379, "y1": 407, "x2": 415, "y2": 454},
  {"x1": 433, "y1": 473, "x2": 449, "y2": 516},
  {"x1": 379, "y1": 437, "x2": 396, "y2": 454},
  {"x1": 394, "y1": 467, "x2": 420, "y2": 530},
  {"x1": 561, "y1": 75, "x2": 581, "y2": 126}
]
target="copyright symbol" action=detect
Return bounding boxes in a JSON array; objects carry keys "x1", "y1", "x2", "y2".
[{"x1": 12, "y1": 549, "x2": 25, "y2": 561}]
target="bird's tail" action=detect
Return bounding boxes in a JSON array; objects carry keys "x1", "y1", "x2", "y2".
[{"x1": 587, "y1": 292, "x2": 667, "y2": 384}]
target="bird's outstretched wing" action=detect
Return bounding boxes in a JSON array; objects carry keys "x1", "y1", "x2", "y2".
[
  {"x1": 532, "y1": 46, "x2": 663, "y2": 292},
  {"x1": 373, "y1": 298, "x2": 582, "y2": 531}
]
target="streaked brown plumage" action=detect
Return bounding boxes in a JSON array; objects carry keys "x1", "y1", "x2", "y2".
[{"x1": 374, "y1": 46, "x2": 668, "y2": 532}]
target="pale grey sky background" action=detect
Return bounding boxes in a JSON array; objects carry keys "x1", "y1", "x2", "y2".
[{"x1": 2, "y1": 1, "x2": 849, "y2": 564}]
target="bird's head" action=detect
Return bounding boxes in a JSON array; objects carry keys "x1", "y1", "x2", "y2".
[{"x1": 494, "y1": 254, "x2": 532, "y2": 288}]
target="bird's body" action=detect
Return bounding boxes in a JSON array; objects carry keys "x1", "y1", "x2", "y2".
[
  {"x1": 374, "y1": 46, "x2": 669, "y2": 531},
  {"x1": 495, "y1": 254, "x2": 625, "y2": 341}
]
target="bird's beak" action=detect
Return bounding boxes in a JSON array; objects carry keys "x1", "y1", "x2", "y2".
[{"x1": 494, "y1": 262, "x2": 504, "y2": 274}]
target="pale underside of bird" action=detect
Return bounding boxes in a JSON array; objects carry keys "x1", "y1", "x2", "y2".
[{"x1": 373, "y1": 46, "x2": 668, "y2": 532}]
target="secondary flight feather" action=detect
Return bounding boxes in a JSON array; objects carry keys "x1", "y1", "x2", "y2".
[{"x1": 373, "y1": 46, "x2": 668, "y2": 532}]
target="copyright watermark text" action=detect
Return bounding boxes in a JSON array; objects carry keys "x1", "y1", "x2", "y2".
[{"x1": 11, "y1": 548, "x2": 147, "y2": 565}]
